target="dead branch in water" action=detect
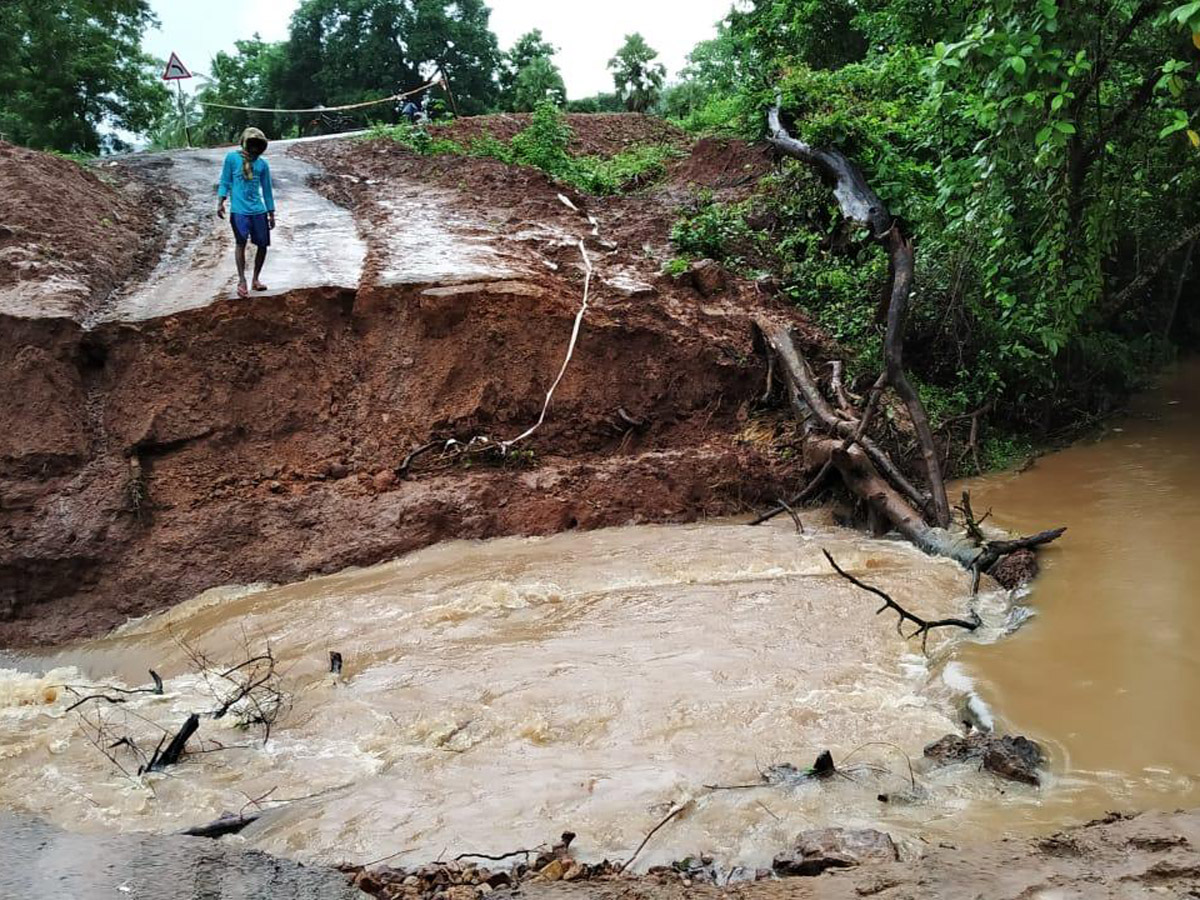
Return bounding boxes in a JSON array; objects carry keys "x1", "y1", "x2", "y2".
[
  {"x1": 175, "y1": 633, "x2": 288, "y2": 744},
  {"x1": 748, "y1": 459, "x2": 832, "y2": 526},
  {"x1": 63, "y1": 670, "x2": 164, "y2": 713},
  {"x1": 619, "y1": 801, "x2": 692, "y2": 873},
  {"x1": 776, "y1": 497, "x2": 804, "y2": 533},
  {"x1": 824, "y1": 549, "x2": 980, "y2": 652},
  {"x1": 956, "y1": 491, "x2": 991, "y2": 544},
  {"x1": 74, "y1": 638, "x2": 290, "y2": 782},
  {"x1": 144, "y1": 712, "x2": 200, "y2": 773}
]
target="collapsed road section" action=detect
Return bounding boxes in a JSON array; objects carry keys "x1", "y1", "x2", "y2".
[{"x1": 1, "y1": 120, "x2": 806, "y2": 645}]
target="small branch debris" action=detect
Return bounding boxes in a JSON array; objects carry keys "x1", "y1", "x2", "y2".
[
  {"x1": 63, "y1": 669, "x2": 164, "y2": 713},
  {"x1": 72, "y1": 639, "x2": 289, "y2": 779},
  {"x1": 620, "y1": 801, "x2": 693, "y2": 873},
  {"x1": 824, "y1": 549, "x2": 980, "y2": 652}
]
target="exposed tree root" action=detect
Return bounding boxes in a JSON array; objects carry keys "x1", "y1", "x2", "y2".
[
  {"x1": 766, "y1": 101, "x2": 949, "y2": 527},
  {"x1": 756, "y1": 98, "x2": 1064, "y2": 580},
  {"x1": 756, "y1": 319, "x2": 1065, "y2": 578}
]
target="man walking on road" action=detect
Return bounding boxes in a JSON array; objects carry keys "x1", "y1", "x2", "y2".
[{"x1": 217, "y1": 127, "x2": 275, "y2": 298}]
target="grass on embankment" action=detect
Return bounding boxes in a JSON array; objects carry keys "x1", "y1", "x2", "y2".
[{"x1": 364, "y1": 102, "x2": 684, "y2": 196}]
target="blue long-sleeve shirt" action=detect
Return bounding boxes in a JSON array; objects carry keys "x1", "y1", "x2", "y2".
[{"x1": 217, "y1": 151, "x2": 274, "y2": 215}]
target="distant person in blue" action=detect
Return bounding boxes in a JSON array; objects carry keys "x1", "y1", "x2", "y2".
[{"x1": 216, "y1": 127, "x2": 275, "y2": 298}]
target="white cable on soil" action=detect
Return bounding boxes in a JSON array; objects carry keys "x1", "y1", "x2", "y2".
[
  {"x1": 446, "y1": 195, "x2": 596, "y2": 457},
  {"x1": 498, "y1": 238, "x2": 593, "y2": 451}
]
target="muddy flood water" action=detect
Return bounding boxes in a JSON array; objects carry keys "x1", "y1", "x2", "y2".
[{"x1": 2, "y1": 363, "x2": 1199, "y2": 871}]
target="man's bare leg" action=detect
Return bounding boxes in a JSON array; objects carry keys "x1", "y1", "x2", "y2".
[
  {"x1": 252, "y1": 245, "x2": 268, "y2": 291},
  {"x1": 235, "y1": 242, "x2": 249, "y2": 298}
]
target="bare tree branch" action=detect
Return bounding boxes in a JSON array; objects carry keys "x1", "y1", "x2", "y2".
[{"x1": 824, "y1": 549, "x2": 980, "y2": 652}]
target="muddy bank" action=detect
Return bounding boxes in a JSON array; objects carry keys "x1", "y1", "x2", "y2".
[
  {"x1": 0, "y1": 141, "x2": 176, "y2": 319},
  {"x1": 0, "y1": 811, "x2": 359, "y2": 898},
  {"x1": 0, "y1": 122, "x2": 804, "y2": 645},
  {"x1": 514, "y1": 809, "x2": 1200, "y2": 900},
  {"x1": 7, "y1": 807, "x2": 1198, "y2": 899},
  {"x1": 0, "y1": 284, "x2": 786, "y2": 645}
]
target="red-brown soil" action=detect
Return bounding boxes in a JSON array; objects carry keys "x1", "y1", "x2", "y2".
[
  {"x1": 0, "y1": 141, "x2": 175, "y2": 319},
  {"x1": 0, "y1": 119, "x2": 810, "y2": 646},
  {"x1": 430, "y1": 112, "x2": 690, "y2": 156}
]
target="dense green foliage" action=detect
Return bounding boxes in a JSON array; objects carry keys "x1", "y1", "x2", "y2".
[
  {"x1": 192, "y1": 37, "x2": 289, "y2": 144},
  {"x1": 280, "y1": 0, "x2": 501, "y2": 113},
  {"x1": 0, "y1": 0, "x2": 168, "y2": 153},
  {"x1": 667, "y1": 0, "x2": 1200, "y2": 447},
  {"x1": 367, "y1": 102, "x2": 681, "y2": 194},
  {"x1": 608, "y1": 34, "x2": 667, "y2": 112},
  {"x1": 501, "y1": 29, "x2": 567, "y2": 110}
]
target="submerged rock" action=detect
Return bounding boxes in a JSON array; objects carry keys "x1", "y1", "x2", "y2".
[
  {"x1": 924, "y1": 732, "x2": 1045, "y2": 785},
  {"x1": 772, "y1": 827, "x2": 899, "y2": 876},
  {"x1": 991, "y1": 549, "x2": 1039, "y2": 587}
]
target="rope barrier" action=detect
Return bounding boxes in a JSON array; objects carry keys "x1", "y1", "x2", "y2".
[{"x1": 198, "y1": 78, "x2": 441, "y2": 115}]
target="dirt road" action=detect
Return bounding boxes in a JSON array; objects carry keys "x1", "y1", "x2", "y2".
[{"x1": 90, "y1": 142, "x2": 367, "y2": 324}]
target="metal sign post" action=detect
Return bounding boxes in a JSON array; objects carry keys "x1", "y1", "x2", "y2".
[{"x1": 162, "y1": 52, "x2": 194, "y2": 148}]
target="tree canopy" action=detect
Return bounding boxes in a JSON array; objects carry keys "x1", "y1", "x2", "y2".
[
  {"x1": 278, "y1": 0, "x2": 501, "y2": 114},
  {"x1": 501, "y1": 29, "x2": 566, "y2": 110},
  {"x1": 513, "y1": 57, "x2": 567, "y2": 111},
  {"x1": 192, "y1": 0, "x2": 504, "y2": 142},
  {"x1": 608, "y1": 33, "x2": 667, "y2": 112},
  {"x1": 0, "y1": 0, "x2": 169, "y2": 153}
]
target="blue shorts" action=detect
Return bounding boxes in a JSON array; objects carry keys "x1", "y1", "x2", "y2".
[{"x1": 230, "y1": 212, "x2": 271, "y2": 247}]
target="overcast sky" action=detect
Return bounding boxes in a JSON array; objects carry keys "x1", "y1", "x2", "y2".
[{"x1": 144, "y1": 0, "x2": 734, "y2": 100}]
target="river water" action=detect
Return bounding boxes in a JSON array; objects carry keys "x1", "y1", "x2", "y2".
[
  {"x1": 959, "y1": 359, "x2": 1200, "y2": 828},
  {"x1": 1, "y1": 364, "x2": 1198, "y2": 870}
]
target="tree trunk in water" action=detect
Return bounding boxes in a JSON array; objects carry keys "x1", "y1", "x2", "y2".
[
  {"x1": 757, "y1": 316, "x2": 1065, "y2": 576},
  {"x1": 765, "y1": 103, "x2": 950, "y2": 527}
]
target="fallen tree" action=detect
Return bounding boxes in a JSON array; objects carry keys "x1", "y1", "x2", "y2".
[{"x1": 755, "y1": 99, "x2": 1064, "y2": 581}]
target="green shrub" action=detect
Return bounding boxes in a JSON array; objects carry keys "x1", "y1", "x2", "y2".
[
  {"x1": 663, "y1": 257, "x2": 691, "y2": 277},
  {"x1": 464, "y1": 102, "x2": 679, "y2": 195},
  {"x1": 670, "y1": 191, "x2": 755, "y2": 262},
  {"x1": 509, "y1": 100, "x2": 575, "y2": 178},
  {"x1": 573, "y1": 144, "x2": 683, "y2": 194},
  {"x1": 467, "y1": 134, "x2": 515, "y2": 164},
  {"x1": 364, "y1": 121, "x2": 463, "y2": 156}
]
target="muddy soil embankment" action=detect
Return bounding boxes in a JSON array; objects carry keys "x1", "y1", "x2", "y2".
[{"x1": 1, "y1": 124, "x2": 808, "y2": 645}]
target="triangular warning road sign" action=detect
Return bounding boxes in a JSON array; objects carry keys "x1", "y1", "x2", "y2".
[{"x1": 162, "y1": 52, "x2": 192, "y2": 81}]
